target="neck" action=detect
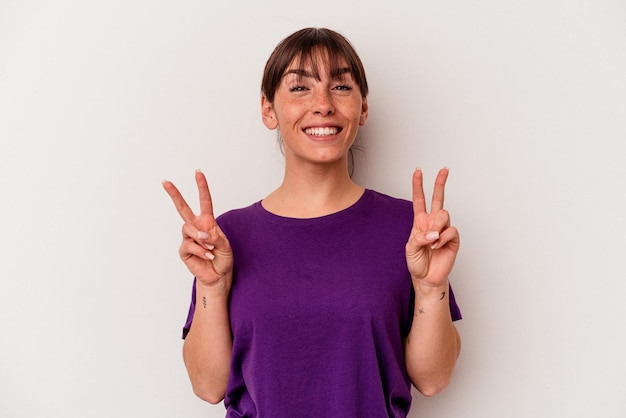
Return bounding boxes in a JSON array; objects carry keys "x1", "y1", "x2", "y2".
[{"x1": 262, "y1": 160, "x2": 364, "y2": 218}]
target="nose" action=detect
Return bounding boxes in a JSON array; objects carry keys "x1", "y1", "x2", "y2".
[{"x1": 312, "y1": 89, "x2": 334, "y2": 116}]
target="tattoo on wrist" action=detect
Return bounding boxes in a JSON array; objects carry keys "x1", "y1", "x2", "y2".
[
  {"x1": 440, "y1": 291, "x2": 446, "y2": 300},
  {"x1": 202, "y1": 296, "x2": 207, "y2": 309}
]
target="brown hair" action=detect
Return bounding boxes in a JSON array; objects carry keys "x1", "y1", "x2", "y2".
[{"x1": 261, "y1": 27, "x2": 369, "y2": 103}]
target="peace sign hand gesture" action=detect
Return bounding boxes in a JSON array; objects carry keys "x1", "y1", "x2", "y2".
[
  {"x1": 162, "y1": 170, "x2": 234, "y2": 291},
  {"x1": 405, "y1": 168, "x2": 460, "y2": 289}
]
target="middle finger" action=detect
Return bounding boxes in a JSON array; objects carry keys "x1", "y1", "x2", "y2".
[
  {"x1": 431, "y1": 167, "x2": 449, "y2": 213},
  {"x1": 162, "y1": 180, "x2": 196, "y2": 223}
]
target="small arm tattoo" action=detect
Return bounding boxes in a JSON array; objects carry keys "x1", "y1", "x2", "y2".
[
  {"x1": 202, "y1": 296, "x2": 207, "y2": 309},
  {"x1": 440, "y1": 291, "x2": 446, "y2": 300},
  {"x1": 417, "y1": 307, "x2": 425, "y2": 315}
]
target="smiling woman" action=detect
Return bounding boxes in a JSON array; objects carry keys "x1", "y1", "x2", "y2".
[
  {"x1": 260, "y1": 50, "x2": 369, "y2": 212},
  {"x1": 162, "y1": 27, "x2": 462, "y2": 418},
  {"x1": 261, "y1": 28, "x2": 370, "y2": 181}
]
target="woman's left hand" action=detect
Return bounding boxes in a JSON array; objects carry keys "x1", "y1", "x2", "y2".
[{"x1": 405, "y1": 167, "x2": 460, "y2": 288}]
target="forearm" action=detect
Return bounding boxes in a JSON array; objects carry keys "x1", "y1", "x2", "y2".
[
  {"x1": 404, "y1": 281, "x2": 461, "y2": 397},
  {"x1": 183, "y1": 279, "x2": 233, "y2": 404}
]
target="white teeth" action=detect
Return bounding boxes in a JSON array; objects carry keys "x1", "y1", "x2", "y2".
[{"x1": 305, "y1": 127, "x2": 338, "y2": 136}]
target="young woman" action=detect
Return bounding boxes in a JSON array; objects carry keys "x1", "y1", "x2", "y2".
[{"x1": 163, "y1": 27, "x2": 462, "y2": 418}]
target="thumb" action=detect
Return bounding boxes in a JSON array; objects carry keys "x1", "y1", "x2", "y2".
[{"x1": 408, "y1": 230, "x2": 440, "y2": 251}]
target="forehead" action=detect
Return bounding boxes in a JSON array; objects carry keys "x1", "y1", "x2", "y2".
[{"x1": 283, "y1": 48, "x2": 351, "y2": 78}]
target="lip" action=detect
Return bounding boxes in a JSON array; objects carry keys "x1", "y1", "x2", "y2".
[{"x1": 302, "y1": 124, "x2": 343, "y2": 138}]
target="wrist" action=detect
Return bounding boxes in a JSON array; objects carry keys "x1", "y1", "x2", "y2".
[
  {"x1": 412, "y1": 279, "x2": 449, "y2": 299},
  {"x1": 195, "y1": 274, "x2": 232, "y2": 298}
]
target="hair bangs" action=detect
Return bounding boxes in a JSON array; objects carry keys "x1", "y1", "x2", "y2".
[{"x1": 262, "y1": 28, "x2": 368, "y2": 103}]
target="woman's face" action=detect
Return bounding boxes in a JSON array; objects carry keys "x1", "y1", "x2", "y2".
[{"x1": 262, "y1": 52, "x2": 368, "y2": 169}]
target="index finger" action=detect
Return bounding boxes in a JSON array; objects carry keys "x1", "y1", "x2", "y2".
[
  {"x1": 195, "y1": 169, "x2": 215, "y2": 219},
  {"x1": 412, "y1": 168, "x2": 427, "y2": 215},
  {"x1": 431, "y1": 167, "x2": 449, "y2": 213},
  {"x1": 162, "y1": 179, "x2": 196, "y2": 223}
]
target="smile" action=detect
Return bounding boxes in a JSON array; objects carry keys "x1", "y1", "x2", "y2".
[{"x1": 304, "y1": 126, "x2": 341, "y2": 136}]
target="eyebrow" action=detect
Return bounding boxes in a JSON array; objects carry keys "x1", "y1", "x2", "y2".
[{"x1": 283, "y1": 67, "x2": 352, "y2": 80}]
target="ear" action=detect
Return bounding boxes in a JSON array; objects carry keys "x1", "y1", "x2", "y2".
[
  {"x1": 359, "y1": 97, "x2": 369, "y2": 126},
  {"x1": 261, "y1": 95, "x2": 278, "y2": 130}
]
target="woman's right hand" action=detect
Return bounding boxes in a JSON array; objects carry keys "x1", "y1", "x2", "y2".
[{"x1": 162, "y1": 170, "x2": 234, "y2": 290}]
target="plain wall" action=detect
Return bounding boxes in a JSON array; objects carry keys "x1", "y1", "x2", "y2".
[{"x1": 1, "y1": 1, "x2": 625, "y2": 417}]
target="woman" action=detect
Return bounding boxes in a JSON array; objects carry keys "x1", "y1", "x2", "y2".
[{"x1": 163, "y1": 27, "x2": 462, "y2": 418}]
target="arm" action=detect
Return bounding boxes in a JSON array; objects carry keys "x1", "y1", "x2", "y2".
[
  {"x1": 183, "y1": 278, "x2": 232, "y2": 404},
  {"x1": 404, "y1": 168, "x2": 461, "y2": 396},
  {"x1": 404, "y1": 282, "x2": 461, "y2": 396},
  {"x1": 163, "y1": 170, "x2": 234, "y2": 404}
]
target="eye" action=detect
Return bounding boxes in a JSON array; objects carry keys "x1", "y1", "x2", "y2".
[
  {"x1": 289, "y1": 85, "x2": 308, "y2": 92},
  {"x1": 333, "y1": 84, "x2": 353, "y2": 91}
]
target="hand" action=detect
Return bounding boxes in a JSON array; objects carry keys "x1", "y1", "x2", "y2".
[
  {"x1": 162, "y1": 170, "x2": 234, "y2": 290},
  {"x1": 405, "y1": 168, "x2": 460, "y2": 288}
]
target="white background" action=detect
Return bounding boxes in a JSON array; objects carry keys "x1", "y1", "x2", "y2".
[{"x1": 1, "y1": 1, "x2": 625, "y2": 417}]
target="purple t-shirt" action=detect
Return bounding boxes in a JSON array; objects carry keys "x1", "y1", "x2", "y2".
[{"x1": 183, "y1": 189, "x2": 461, "y2": 417}]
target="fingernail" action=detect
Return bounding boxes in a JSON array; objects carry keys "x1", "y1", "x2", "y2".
[
  {"x1": 198, "y1": 231, "x2": 209, "y2": 240},
  {"x1": 204, "y1": 244, "x2": 215, "y2": 250},
  {"x1": 430, "y1": 242, "x2": 439, "y2": 250},
  {"x1": 426, "y1": 231, "x2": 439, "y2": 241},
  {"x1": 205, "y1": 252, "x2": 215, "y2": 260}
]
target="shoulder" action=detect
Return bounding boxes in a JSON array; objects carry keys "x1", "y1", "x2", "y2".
[
  {"x1": 366, "y1": 189, "x2": 411, "y2": 206},
  {"x1": 352, "y1": 190, "x2": 414, "y2": 234},
  {"x1": 215, "y1": 201, "x2": 262, "y2": 237},
  {"x1": 216, "y1": 201, "x2": 259, "y2": 222},
  {"x1": 363, "y1": 189, "x2": 413, "y2": 216}
]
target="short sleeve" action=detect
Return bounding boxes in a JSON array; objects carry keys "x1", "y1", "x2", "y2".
[
  {"x1": 182, "y1": 278, "x2": 197, "y2": 339},
  {"x1": 448, "y1": 284, "x2": 462, "y2": 321}
]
